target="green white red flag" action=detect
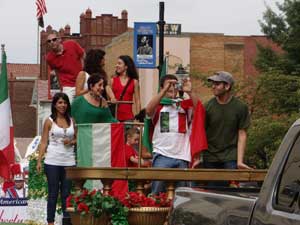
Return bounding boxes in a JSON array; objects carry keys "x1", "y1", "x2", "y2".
[
  {"x1": 0, "y1": 49, "x2": 15, "y2": 179},
  {"x1": 77, "y1": 123, "x2": 127, "y2": 197}
]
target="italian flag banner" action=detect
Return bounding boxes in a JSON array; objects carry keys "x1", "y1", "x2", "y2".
[
  {"x1": 0, "y1": 49, "x2": 15, "y2": 179},
  {"x1": 77, "y1": 123, "x2": 127, "y2": 197}
]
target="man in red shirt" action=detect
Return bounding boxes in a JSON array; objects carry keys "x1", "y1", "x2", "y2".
[{"x1": 46, "y1": 31, "x2": 85, "y2": 102}]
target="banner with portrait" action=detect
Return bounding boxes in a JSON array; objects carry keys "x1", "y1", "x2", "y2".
[{"x1": 134, "y1": 22, "x2": 157, "y2": 68}]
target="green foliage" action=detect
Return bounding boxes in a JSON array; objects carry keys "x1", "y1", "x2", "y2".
[
  {"x1": 246, "y1": 113, "x2": 299, "y2": 169},
  {"x1": 259, "y1": 0, "x2": 300, "y2": 74},
  {"x1": 28, "y1": 157, "x2": 48, "y2": 199},
  {"x1": 254, "y1": 72, "x2": 300, "y2": 115},
  {"x1": 255, "y1": 44, "x2": 285, "y2": 73}
]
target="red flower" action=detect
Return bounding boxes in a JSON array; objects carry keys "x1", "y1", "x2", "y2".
[
  {"x1": 90, "y1": 189, "x2": 97, "y2": 196},
  {"x1": 66, "y1": 195, "x2": 73, "y2": 207},
  {"x1": 77, "y1": 202, "x2": 89, "y2": 213},
  {"x1": 120, "y1": 192, "x2": 171, "y2": 208}
]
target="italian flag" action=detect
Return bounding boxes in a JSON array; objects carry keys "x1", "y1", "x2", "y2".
[
  {"x1": 0, "y1": 49, "x2": 15, "y2": 179},
  {"x1": 77, "y1": 123, "x2": 127, "y2": 197}
]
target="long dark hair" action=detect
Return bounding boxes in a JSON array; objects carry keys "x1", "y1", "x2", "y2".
[
  {"x1": 118, "y1": 55, "x2": 139, "y2": 80},
  {"x1": 84, "y1": 49, "x2": 107, "y2": 80},
  {"x1": 50, "y1": 92, "x2": 71, "y2": 126}
]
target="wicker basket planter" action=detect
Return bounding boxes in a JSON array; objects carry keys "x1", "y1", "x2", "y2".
[
  {"x1": 127, "y1": 207, "x2": 169, "y2": 225},
  {"x1": 67, "y1": 207, "x2": 110, "y2": 225}
]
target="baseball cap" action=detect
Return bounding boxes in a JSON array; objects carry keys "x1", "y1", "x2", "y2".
[
  {"x1": 207, "y1": 71, "x2": 234, "y2": 85},
  {"x1": 14, "y1": 174, "x2": 24, "y2": 181}
]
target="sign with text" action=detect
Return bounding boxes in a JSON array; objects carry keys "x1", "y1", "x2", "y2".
[
  {"x1": 0, "y1": 198, "x2": 28, "y2": 223},
  {"x1": 157, "y1": 24, "x2": 181, "y2": 35},
  {"x1": 134, "y1": 22, "x2": 157, "y2": 68}
]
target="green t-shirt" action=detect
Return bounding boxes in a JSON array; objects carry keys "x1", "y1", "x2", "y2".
[
  {"x1": 71, "y1": 95, "x2": 118, "y2": 124},
  {"x1": 204, "y1": 96, "x2": 250, "y2": 162}
]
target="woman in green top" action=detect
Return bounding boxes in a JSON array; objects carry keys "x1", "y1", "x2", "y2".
[{"x1": 71, "y1": 74, "x2": 117, "y2": 124}]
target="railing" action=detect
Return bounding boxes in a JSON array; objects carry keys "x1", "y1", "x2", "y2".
[
  {"x1": 108, "y1": 100, "x2": 134, "y2": 118},
  {"x1": 71, "y1": 120, "x2": 268, "y2": 199},
  {"x1": 66, "y1": 167, "x2": 267, "y2": 199}
]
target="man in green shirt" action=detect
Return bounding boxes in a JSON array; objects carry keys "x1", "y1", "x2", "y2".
[{"x1": 204, "y1": 71, "x2": 251, "y2": 177}]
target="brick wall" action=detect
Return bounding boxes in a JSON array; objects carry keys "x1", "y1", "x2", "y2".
[
  {"x1": 190, "y1": 34, "x2": 225, "y2": 74},
  {"x1": 9, "y1": 80, "x2": 36, "y2": 137},
  {"x1": 105, "y1": 32, "x2": 134, "y2": 79}
]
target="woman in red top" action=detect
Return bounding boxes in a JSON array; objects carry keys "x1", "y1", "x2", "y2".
[{"x1": 111, "y1": 55, "x2": 141, "y2": 121}]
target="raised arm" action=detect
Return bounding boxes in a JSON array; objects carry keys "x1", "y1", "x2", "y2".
[
  {"x1": 182, "y1": 78, "x2": 198, "y2": 108},
  {"x1": 146, "y1": 79, "x2": 176, "y2": 117}
]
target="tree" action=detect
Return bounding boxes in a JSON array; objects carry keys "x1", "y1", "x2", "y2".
[{"x1": 259, "y1": 0, "x2": 300, "y2": 75}]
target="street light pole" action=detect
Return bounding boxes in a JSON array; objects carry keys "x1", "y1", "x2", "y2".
[{"x1": 158, "y1": 1, "x2": 165, "y2": 80}]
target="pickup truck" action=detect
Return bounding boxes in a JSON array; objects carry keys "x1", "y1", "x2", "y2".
[{"x1": 169, "y1": 119, "x2": 300, "y2": 225}]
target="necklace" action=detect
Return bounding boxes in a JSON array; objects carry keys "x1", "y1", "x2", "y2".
[{"x1": 89, "y1": 92, "x2": 101, "y2": 100}]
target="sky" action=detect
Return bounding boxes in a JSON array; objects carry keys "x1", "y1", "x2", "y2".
[{"x1": 0, "y1": 0, "x2": 283, "y2": 64}]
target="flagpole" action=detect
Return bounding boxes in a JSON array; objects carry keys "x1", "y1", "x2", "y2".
[
  {"x1": 1, "y1": 44, "x2": 4, "y2": 55},
  {"x1": 37, "y1": 23, "x2": 39, "y2": 64}
]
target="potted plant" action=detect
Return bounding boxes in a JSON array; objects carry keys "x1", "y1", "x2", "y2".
[
  {"x1": 119, "y1": 192, "x2": 171, "y2": 225},
  {"x1": 66, "y1": 189, "x2": 128, "y2": 225}
]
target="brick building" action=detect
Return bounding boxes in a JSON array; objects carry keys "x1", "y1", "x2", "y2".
[{"x1": 2, "y1": 64, "x2": 40, "y2": 137}]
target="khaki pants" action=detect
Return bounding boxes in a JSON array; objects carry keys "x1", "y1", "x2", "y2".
[{"x1": 62, "y1": 87, "x2": 75, "y2": 104}]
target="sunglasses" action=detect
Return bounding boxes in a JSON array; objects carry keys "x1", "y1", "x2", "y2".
[{"x1": 47, "y1": 37, "x2": 58, "y2": 43}]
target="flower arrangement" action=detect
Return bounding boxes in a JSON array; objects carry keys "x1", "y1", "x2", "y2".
[
  {"x1": 119, "y1": 192, "x2": 171, "y2": 208},
  {"x1": 119, "y1": 192, "x2": 171, "y2": 225},
  {"x1": 66, "y1": 189, "x2": 128, "y2": 225}
]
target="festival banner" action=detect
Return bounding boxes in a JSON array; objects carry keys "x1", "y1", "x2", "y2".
[
  {"x1": 0, "y1": 198, "x2": 28, "y2": 223},
  {"x1": 133, "y1": 22, "x2": 157, "y2": 68}
]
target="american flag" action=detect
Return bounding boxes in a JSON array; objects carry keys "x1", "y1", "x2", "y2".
[{"x1": 36, "y1": 0, "x2": 47, "y2": 28}]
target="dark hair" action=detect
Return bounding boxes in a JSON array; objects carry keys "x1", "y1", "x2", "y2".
[
  {"x1": 50, "y1": 92, "x2": 71, "y2": 126},
  {"x1": 87, "y1": 73, "x2": 106, "y2": 90},
  {"x1": 117, "y1": 55, "x2": 139, "y2": 80},
  {"x1": 159, "y1": 74, "x2": 178, "y2": 88},
  {"x1": 84, "y1": 49, "x2": 107, "y2": 80}
]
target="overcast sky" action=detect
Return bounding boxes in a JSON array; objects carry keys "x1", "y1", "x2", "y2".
[{"x1": 0, "y1": 0, "x2": 283, "y2": 64}]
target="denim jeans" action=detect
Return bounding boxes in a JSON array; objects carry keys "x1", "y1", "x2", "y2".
[
  {"x1": 151, "y1": 153, "x2": 189, "y2": 194},
  {"x1": 44, "y1": 164, "x2": 72, "y2": 223},
  {"x1": 203, "y1": 160, "x2": 237, "y2": 187}
]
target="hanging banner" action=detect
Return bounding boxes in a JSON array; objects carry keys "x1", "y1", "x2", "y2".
[
  {"x1": 0, "y1": 198, "x2": 28, "y2": 223},
  {"x1": 134, "y1": 22, "x2": 157, "y2": 68}
]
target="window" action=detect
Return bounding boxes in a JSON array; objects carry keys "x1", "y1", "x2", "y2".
[{"x1": 275, "y1": 132, "x2": 300, "y2": 212}]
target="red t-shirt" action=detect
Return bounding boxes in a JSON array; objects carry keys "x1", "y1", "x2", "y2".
[
  {"x1": 125, "y1": 144, "x2": 138, "y2": 167},
  {"x1": 112, "y1": 76, "x2": 135, "y2": 121},
  {"x1": 46, "y1": 40, "x2": 84, "y2": 87}
]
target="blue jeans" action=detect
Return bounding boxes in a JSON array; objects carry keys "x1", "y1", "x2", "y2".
[
  {"x1": 44, "y1": 164, "x2": 72, "y2": 223},
  {"x1": 151, "y1": 154, "x2": 189, "y2": 194},
  {"x1": 203, "y1": 160, "x2": 237, "y2": 187}
]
